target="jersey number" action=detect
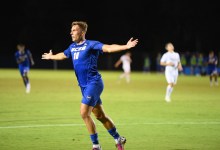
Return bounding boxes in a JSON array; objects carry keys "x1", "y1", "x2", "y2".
[{"x1": 73, "y1": 52, "x2": 80, "y2": 60}]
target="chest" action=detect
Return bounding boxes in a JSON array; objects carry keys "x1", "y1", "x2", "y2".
[
  {"x1": 70, "y1": 45, "x2": 98, "y2": 62},
  {"x1": 18, "y1": 53, "x2": 28, "y2": 59},
  {"x1": 209, "y1": 57, "x2": 216, "y2": 63},
  {"x1": 166, "y1": 54, "x2": 178, "y2": 62}
]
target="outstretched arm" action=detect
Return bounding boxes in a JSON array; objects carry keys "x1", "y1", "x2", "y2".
[
  {"x1": 102, "y1": 37, "x2": 138, "y2": 53},
  {"x1": 114, "y1": 59, "x2": 122, "y2": 68},
  {"x1": 16, "y1": 57, "x2": 25, "y2": 64},
  {"x1": 42, "y1": 50, "x2": 67, "y2": 60}
]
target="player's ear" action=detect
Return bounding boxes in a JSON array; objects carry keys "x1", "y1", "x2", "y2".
[{"x1": 81, "y1": 31, "x2": 86, "y2": 36}]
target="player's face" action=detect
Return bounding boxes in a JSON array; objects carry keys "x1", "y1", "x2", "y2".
[
  {"x1": 70, "y1": 25, "x2": 85, "y2": 43},
  {"x1": 209, "y1": 52, "x2": 214, "y2": 57},
  {"x1": 17, "y1": 45, "x2": 25, "y2": 52},
  {"x1": 166, "y1": 43, "x2": 174, "y2": 52},
  {"x1": 127, "y1": 53, "x2": 131, "y2": 57}
]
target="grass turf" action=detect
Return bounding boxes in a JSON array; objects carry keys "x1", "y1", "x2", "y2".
[{"x1": 0, "y1": 69, "x2": 220, "y2": 150}]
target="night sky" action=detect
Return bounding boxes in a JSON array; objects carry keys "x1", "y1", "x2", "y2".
[{"x1": 1, "y1": 0, "x2": 220, "y2": 70}]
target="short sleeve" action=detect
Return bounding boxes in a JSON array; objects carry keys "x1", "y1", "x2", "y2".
[
  {"x1": 91, "y1": 41, "x2": 104, "y2": 52},
  {"x1": 177, "y1": 53, "x2": 180, "y2": 62},
  {"x1": 26, "y1": 50, "x2": 32, "y2": 56},
  {"x1": 160, "y1": 54, "x2": 167, "y2": 63},
  {"x1": 63, "y1": 47, "x2": 71, "y2": 58},
  {"x1": 120, "y1": 55, "x2": 124, "y2": 61},
  {"x1": 15, "y1": 52, "x2": 18, "y2": 60}
]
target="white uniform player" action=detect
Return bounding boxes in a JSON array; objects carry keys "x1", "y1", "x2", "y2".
[
  {"x1": 114, "y1": 52, "x2": 132, "y2": 83},
  {"x1": 160, "y1": 43, "x2": 182, "y2": 102},
  {"x1": 120, "y1": 54, "x2": 131, "y2": 73}
]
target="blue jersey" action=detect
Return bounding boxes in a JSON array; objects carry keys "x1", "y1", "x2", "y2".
[
  {"x1": 64, "y1": 40, "x2": 104, "y2": 87},
  {"x1": 15, "y1": 50, "x2": 31, "y2": 67},
  {"x1": 207, "y1": 56, "x2": 218, "y2": 69}
]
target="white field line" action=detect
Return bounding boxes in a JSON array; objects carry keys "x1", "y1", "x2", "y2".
[{"x1": 0, "y1": 122, "x2": 220, "y2": 129}]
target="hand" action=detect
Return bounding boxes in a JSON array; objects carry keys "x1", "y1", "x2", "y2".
[
  {"x1": 42, "y1": 50, "x2": 53, "y2": 59},
  {"x1": 31, "y1": 60, "x2": 35, "y2": 66},
  {"x1": 126, "y1": 37, "x2": 138, "y2": 49},
  {"x1": 166, "y1": 62, "x2": 174, "y2": 66},
  {"x1": 178, "y1": 66, "x2": 183, "y2": 71}
]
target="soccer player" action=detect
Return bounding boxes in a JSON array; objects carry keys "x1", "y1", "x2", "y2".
[
  {"x1": 205, "y1": 50, "x2": 218, "y2": 86},
  {"x1": 160, "y1": 42, "x2": 182, "y2": 102},
  {"x1": 15, "y1": 43, "x2": 35, "y2": 93},
  {"x1": 42, "y1": 21, "x2": 138, "y2": 150},
  {"x1": 114, "y1": 52, "x2": 132, "y2": 83}
]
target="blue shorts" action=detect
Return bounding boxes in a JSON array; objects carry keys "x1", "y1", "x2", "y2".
[
  {"x1": 19, "y1": 66, "x2": 30, "y2": 76},
  {"x1": 207, "y1": 67, "x2": 218, "y2": 75},
  {"x1": 80, "y1": 79, "x2": 104, "y2": 107}
]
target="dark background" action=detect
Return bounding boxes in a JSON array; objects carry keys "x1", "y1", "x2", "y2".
[{"x1": 1, "y1": 0, "x2": 220, "y2": 71}]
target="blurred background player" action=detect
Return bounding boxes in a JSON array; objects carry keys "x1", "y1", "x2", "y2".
[
  {"x1": 160, "y1": 42, "x2": 183, "y2": 102},
  {"x1": 205, "y1": 50, "x2": 218, "y2": 86},
  {"x1": 114, "y1": 52, "x2": 132, "y2": 83},
  {"x1": 15, "y1": 43, "x2": 35, "y2": 93},
  {"x1": 143, "y1": 54, "x2": 151, "y2": 73}
]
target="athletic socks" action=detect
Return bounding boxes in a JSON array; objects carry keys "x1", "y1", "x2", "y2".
[
  {"x1": 166, "y1": 85, "x2": 173, "y2": 98},
  {"x1": 108, "y1": 127, "x2": 120, "y2": 143},
  {"x1": 90, "y1": 133, "x2": 99, "y2": 145},
  {"x1": 125, "y1": 75, "x2": 130, "y2": 83}
]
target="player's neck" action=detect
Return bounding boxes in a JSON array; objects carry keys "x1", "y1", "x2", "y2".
[
  {"x1": 19, "y1": 50, "x2": 25, "y2": 54},
  {"x1": 76, "y1": 39, "x2": 86, "y2": 45},
  {"x1": 168, "y1": 50, "x2": 174, "y2": 53}
]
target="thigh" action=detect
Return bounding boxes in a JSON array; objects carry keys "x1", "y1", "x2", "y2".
[
  {"x1": 80, "y1": 103, "x2": 94, "y2": 117},
  {"x1": 19, "y1": 66, "x2": 29, "y2": 76},
  {"x1": 173, "y1": 71, "x2": 178, "y2": 84},
  {"x1": 123, "y1": 65, "x2": 130, "y2": 73},
  {"x1": 165, "y1": 71, "x2": 174, "y2": 84}
]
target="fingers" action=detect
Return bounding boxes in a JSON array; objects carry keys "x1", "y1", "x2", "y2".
[
  {"x1": 42, "y1": 49, "x2": 52, "y2": 59},
  {"x1": 41, "y1": 54, "x2": 48, "y2": 59}
]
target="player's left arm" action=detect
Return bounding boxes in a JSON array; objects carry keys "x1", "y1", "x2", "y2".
[
  {"x1": 215, "y1": 57, "x2": 218, "y2": 65},
  {"x1": 177, "y1": 54, "x2": 183, "y2": 71},
  {"x1": 178, "y1": 62, "x2": 183, "y2": 71},
  {"x1": 114, "y1": 59, "x2": 122, "y2": 68},
  {"x1": 102, "y1": 37, "x2": 138, "y2": 53},
  {"x1": 28, "y1": 51, "x2": 35, "y2": 66}
]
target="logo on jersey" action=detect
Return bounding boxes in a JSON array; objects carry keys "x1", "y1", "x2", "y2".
[
  {"x1": 71, "y1": 46, "x2": 86, "y2": 52},
  {"x1": 71, "y1": 43, "x2": 87, "y2": 60}
]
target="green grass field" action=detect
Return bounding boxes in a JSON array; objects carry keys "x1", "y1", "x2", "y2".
[{"x1": 0, "y1": 69, "x2": 220, "y2": 150}]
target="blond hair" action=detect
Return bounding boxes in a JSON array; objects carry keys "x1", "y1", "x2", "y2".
[{"x1": 71, "y1": 21, "x2": 88, "y2": 33}]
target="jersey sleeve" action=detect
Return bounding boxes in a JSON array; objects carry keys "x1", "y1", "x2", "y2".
[
  {"x1": 120, "y1": 55, "x2": 124, "y2": 61},
  {"x1": 91, "y1": 41, "x2": 104, "y2": 52},
  {"x1": 177, "y1": 53, "x2": 180, "y2": 62},
  {"x1": 160, "y1": 54, "x2": 167, "y2": 63},
  {"x1": 63, "y1": 47, "x2": 71, "y2": 58},
  {"x1": 26, "y1": 50, "x2": 32, "y2": 57},
  {"x1": 15, "y1": 52, "x2": 19, "y2": 61}
]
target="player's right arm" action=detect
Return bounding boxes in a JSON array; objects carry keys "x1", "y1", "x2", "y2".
[
  {"x1": 114, "y1": 59, "x2": 122, "y2": 68},
  {"x1": 160, "y1": 62, "x2": 174, "y2": 66},
  {"x1": 160, "y1": 54, "x2": 174, "y2": 67},
  {"x1": 42, "y1": 50, "x2": 67, "y2": 60},
  {"x1": 15, "y1": 53, "x2": 25, "y2": 64},
  {"x1": 16, "y1": 57, "x2": 25, "y2": 64}
]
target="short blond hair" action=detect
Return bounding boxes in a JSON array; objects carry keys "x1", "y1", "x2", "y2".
[{"x1": 71, "y1": 21, "x2": 88, "y2": 33}]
